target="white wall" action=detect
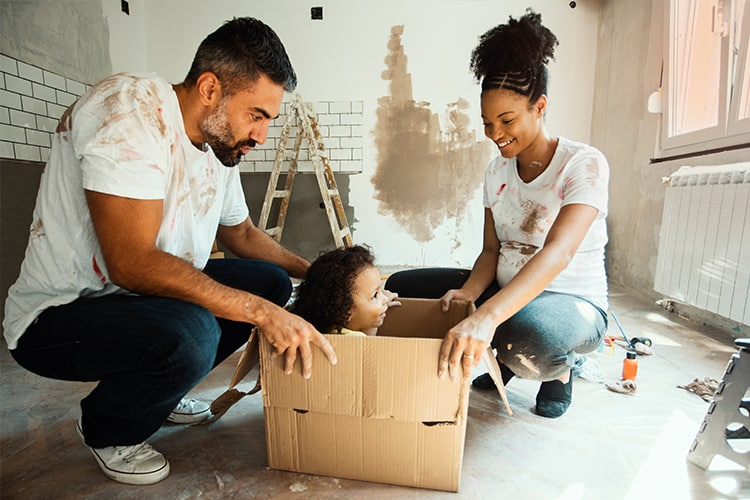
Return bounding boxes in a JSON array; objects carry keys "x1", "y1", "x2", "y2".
[
  {"x1": 591, "y1": 0, "x2": 749, "y2": 335},
  {"x1": 110, "y1": 0, "x2": 601, "y2": 268},
  {"x1": 101, "y1": 0, "x2": 147, "y2": 75}
]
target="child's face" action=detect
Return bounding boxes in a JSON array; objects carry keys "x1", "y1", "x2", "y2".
[{"x1": 346, "y1": 265, "x2": 388, "y2": 333}]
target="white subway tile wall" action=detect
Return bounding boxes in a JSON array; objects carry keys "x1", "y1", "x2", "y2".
[
  {"x1": 0, "y1": 54, "x2": 363, "y2": 173},
  {"x1": 239, "y1": 99, "x2": 363, "y2": 174},
  {"x1": 0, "y1": 54, "x2": 90, "y2": 163}
]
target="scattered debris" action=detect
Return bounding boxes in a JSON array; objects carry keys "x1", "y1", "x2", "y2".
[
  {"x1": 633, "y1": 342, "x2": 653, "y2": 356},
  {"x1": 655, "y1": 299, "x2": 675, "y2": 313},
  {"x1": 289, "y1": 482, "x2": 308, "y2": 492},
  {"x1": 605, "y1": 379, "x2": 637, "y2": 394},
  {"x1": 572, "y1": 355, "x2": 606, "y2": 384},
  {"x1": 214, "y1": 471, "x2": 225, "y2": 490},
  {"x1": 677, "y1": 377, "x2": 719, "y2": 402}
]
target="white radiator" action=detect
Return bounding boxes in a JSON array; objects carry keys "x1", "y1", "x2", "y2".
[{"x1": 654, "y1": 162, "x2": 750, "y2": 326}]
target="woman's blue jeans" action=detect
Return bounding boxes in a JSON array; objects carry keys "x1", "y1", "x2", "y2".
[
  {"x1": 10, "y1": 258, "x2": 291, "y2": 448},
  {"x1": 385, "y1": 268, "x2": 608, "y2": 381}
]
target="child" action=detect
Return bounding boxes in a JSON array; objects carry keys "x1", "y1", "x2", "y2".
[{"x1": 290, "y1": 245, "x2": 398, "y2": 336}]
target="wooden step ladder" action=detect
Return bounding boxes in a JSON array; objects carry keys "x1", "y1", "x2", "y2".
[{"x1": 258, "y1": 93, "x2": 353, "y2": 249}]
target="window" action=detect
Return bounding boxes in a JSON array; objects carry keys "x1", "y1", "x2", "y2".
[{"x1": 659, "y1": 0, "x2": 750, "y2": 157}]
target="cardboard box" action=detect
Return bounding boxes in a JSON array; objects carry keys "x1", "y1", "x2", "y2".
[
  {"x1": 259, "y1": 297, "x2": 475, "y2": 492},
  {"x1": 209, "y1": 297, "x2": 511, "y2": 491}
]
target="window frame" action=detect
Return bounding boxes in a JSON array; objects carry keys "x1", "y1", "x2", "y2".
[
  {"x1": 727, "y1": 5, "x2": 750, "y2": 135},
  {"x1": 657, "y1": 0, "x2": 750, "y2": 159}
]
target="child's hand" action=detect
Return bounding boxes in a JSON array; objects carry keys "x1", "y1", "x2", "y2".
[
  {"x1": 438, "y1": 289, "x2": 472, "y2": 312},
  {"x1": 382, "y1": 289, "x2": 401, "y2": 309}
]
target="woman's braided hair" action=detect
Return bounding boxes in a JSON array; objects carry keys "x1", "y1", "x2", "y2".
[{"x1": 470, "y1": 8, "x2": 558, "y2": 104}]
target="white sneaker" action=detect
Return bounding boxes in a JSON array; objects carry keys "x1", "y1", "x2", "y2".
[
  {"x1": 166, "y1": 397, "x2": 211, "y2": 424},
  {"x1": 76, "y1": 418, "x2": 169, "y2": 485}
]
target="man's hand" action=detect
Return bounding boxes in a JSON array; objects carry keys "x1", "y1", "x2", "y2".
[{"x1": 259, "y1": 306, "x2": 337, "y2": 379}]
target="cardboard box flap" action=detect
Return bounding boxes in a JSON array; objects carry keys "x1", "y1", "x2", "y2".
[
  {"x1": 228, "y1": 328, "x2": 260, "y2": 389},
  {"x1": 208, "y1": 329, "x2": 261, "y2": 421},
  {"x1": 260, "y1": 299, "x2": 474, "y2": 422},
  {"x1": 377, "y1": 297, "x2": 475, "y2": 339}
]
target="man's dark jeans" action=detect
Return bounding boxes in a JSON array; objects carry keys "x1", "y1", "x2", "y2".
[{"x1": 11, "y1": 258, "x2": 291, "y2": 448}]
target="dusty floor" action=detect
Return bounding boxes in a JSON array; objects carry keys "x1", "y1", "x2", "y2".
[{"x1": 1, "y1": 282, "x2": 748, "y2": 499}]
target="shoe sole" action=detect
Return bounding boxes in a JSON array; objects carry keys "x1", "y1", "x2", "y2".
[
  {"x1": 166, "y1": 408, "x2": 211, "y2": 424},
  {"x1": 76, "y1": 419, "x2": 170, "y2": 485}
]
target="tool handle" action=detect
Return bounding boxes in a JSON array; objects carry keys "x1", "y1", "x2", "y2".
[{"x1": 610, "y1": 312, "x2": 634, "y2": 348}]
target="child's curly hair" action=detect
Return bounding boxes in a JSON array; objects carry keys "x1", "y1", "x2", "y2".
[
  {"x1": 469, "y1": 8, "x2": 559, "y2": 104},
  {"x1": 289, "y1": 245, "x2": 376, "y2": 334}
]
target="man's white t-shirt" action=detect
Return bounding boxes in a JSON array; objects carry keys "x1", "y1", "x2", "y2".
[
  {"x1": 3, "y1": 73, "x2": 250, "y2": 349},
  {"x1": 482, "y1": 136, "x2": 609, "y2": 311}
]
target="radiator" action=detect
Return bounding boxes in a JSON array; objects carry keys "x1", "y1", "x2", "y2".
[{"x1": 654, "y1": 162, "x2": 750, "y2": 326}]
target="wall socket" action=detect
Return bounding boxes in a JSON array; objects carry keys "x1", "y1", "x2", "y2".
[
  {"x1": 311, "y1": 7, "x2": 323, "y2": 20},
  {"x1": 121, "y1": 0, "x2": 130, "y2": 15}
]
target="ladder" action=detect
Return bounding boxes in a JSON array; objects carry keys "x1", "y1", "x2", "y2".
[
  {"x1": 258, "y1": 93, "x2": 353, "y2": 249},
  {"x1": 687, "y1": 338, "x2": 750, "y2": 473}
]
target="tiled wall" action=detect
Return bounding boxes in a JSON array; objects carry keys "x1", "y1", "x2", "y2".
[
  {"x1": 0, "y1": 54, "x2": 88, "y2": 163},
  {"x1": 0, "y1": 53, "x2": 364, "y2": 173},
  {"x1": 239, "y1": 99, "x2": 363, "y2": 174}
]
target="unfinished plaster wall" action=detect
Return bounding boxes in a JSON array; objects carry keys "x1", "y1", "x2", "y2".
[
  {"x1": 138, "y1": 0, "x2": 600, "y2": 267},
  {"x1": 591, "y1": 0, "x2": 748, "y2": 335},
  {"x1": 1, "y1": 1, "x2": 602, "y2": 280},
  {"x1": 0, "y1": 0, "x2": 111, "y2": 84},
  {"x1": 371, "y1": 25, "x2": 493, "y2": 246}
]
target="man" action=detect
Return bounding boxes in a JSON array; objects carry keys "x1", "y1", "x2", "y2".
[{"x1": 3, "y1": 17, "x2": 337, "y2": 485}]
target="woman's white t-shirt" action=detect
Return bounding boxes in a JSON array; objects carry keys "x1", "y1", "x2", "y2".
[
  {"x1": 3, "y1": 73, "x2": 249, "y2": 349},
  {"x1": 482, "y1": 136, "x2": 609, "y2": 311}
]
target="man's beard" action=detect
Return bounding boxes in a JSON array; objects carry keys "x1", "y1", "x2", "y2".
[{"x1": 200, "y1": 99, "x2": 255, "y2": 167}]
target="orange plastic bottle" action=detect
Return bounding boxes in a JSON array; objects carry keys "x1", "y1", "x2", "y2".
[{"x1": 622, "y1": 351, "x2": 638, "y2": 381}]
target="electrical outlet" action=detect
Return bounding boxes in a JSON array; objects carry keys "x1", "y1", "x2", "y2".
[
  {"x1": 311, "y1": 7, "x2": 323, "y2": 20},
  {"x1": 121, "y1": 0, "x2": 130, "y2": 15}
]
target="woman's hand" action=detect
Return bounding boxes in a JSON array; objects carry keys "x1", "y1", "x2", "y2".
[{"x1": 438, "y1": 309, "x2": 497, "y2": 381}]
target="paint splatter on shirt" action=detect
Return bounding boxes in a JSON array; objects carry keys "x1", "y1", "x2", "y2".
[
  {"x1": 3, "y1": 73, "x2": 250, "y2": 350},
  {"x1": 483, "y1": 137, "x2": 610, "y2": 310}
]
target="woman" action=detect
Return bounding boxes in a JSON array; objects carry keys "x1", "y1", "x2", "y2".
[{"x1": 386, "y1": 9, "x2": 609, "y2": 418}]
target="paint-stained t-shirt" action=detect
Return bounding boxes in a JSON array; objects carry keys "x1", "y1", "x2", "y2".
[
  {"x1": 482, "y1": 136, "x2": 609, "y2": 311},
  {"x1": 3, "y1": 73, "x2": 249, "y2": 349}
]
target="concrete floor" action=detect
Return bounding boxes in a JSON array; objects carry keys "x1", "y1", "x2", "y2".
[{"x1": 1, "y1": 282, "x2": 748, "y2": 499}]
